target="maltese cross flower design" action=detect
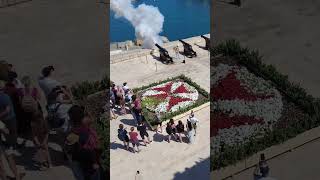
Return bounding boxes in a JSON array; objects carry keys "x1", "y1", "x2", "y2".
[
  {"x1": 211, "y1": 64, "x2": 283, "y2": 152},
  {"x1": 142, "y1": 81, "x2": 199, "y2": 113}
]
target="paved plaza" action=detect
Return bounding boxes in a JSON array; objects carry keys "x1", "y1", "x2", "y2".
[{"x1": 110, "y1": 38, "x2": 210, "y2": 180}]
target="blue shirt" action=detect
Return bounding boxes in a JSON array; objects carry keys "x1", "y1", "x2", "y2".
[{"x1": 0, "y1": 92, "x2": 15, "y2": 120}]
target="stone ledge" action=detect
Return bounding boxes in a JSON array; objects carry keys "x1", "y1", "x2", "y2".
[{"x1": 110, "y1": 34, "x2": 210, "y2": 64}]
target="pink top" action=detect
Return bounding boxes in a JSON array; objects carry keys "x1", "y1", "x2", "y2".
[
  {"x1": 134, "y1": 99, "x2": 142, "y2": 110},
  {"x1": 129, "y1": 131, "x2": 139, "y2": 142}
]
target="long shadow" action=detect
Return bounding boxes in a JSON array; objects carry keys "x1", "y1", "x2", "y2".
[
  {"x1": 194, "y1": 44, "x2": 208, "y2": 51},
  {"x1": 15, "y1": 133, "x2": 69, "y2": 171},
  {"x1": 110, "y1": 141, "x2": 125, "y2": 150},
  {"x1": 173, "y1": 157, "x2": 210, "y2": 180},
  {"x1": 120, "y1": 118, "x2": 137, "y2": 127},
  {"x1": 153, "y1": 133, "x2": 165, "y2": 142}
]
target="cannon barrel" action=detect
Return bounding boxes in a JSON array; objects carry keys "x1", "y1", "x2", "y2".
[
  {"x1": 155, "y1": 43, "x2": 167, "y2": 52},
  {"x1": 179, "y1": 39, "x2": 189, "y2": 45},
  {"x1": 201, "y1": 35, "x2": 209, "y2": 40}
]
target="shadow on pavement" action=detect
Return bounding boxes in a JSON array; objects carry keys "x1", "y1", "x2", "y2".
[
  {"x1": 152, "y1": 133, "x2": 165, "y2": 143},
  {"x1": 15, "y1": 133, "x2": 69, "y2": 172},
  {"x1": 173, "y1": 157, "x2": 210, "y2": 180},
  {"x1": 120, "y1": 118, "x2": 136, "y2": 127},
  {"x1": 110, "y1": 141, "x2": 125, "y2": 150}
]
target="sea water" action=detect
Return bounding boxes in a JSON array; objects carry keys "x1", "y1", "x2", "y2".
[{"x1": 110, "y1": 0, "x2": 210, "y2": 42}]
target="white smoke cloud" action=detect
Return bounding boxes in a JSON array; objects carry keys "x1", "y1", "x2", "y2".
[{"x1": 110, "y1": 0, "x2": 164, "y2": 49}]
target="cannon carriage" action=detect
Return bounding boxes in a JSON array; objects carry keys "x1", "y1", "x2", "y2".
[
  {"x1": 178, "y1": 40, "x2": 197, "y2": 58},
  {"x1": 155, "y1": 44, "x2": 173, "y2": 64}
]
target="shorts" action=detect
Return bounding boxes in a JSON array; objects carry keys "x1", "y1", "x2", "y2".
[
  {"x1": 131, "y1": 140, "x2": 139, "y2": 147},
  {"x1": 140, "y1": 132, "x2": 149, "y2": 140},
  {"x1": 124, "y1": 135, "x2": 130, "y2": 142}
]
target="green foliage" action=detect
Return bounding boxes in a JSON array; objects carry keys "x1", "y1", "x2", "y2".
[
  {"x1": 71, "y1": 75, "x2": 109, "y2": 170},
  {"x1": 211, "y1": 40, "x2": 320, "y2": 171},
  {"x1": 94, "y1": 114, "x2": 109, "y2": 170},
  {"x1": 71, "y1": 75, "x2": 109, "y2": 100}
]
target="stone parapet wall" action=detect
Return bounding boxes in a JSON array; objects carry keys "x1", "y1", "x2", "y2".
[{"x1": 110, "y1": 34, "x2": 210, "y2": 64}]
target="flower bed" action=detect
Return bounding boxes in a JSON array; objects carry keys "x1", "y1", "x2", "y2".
[
  {"x1": 134, "y1": 75, "x2": 209, "y2": 126},
  {"x1": 211, "y1": 40, "x2": 320, "y2": 171},
  {"x1": 212, "y1": 63, "x2": 283, "y2": 153}
]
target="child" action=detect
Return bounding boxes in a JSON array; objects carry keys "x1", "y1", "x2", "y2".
[
  {"x1": 118, "y1": 124, "x2": 130, "y2": 150},
  {"x1": 129, "y1": 127, "x2": 140, "y2": 153}
]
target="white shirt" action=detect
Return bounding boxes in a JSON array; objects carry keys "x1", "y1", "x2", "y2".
[
  {"x1": 190, "y1": 117, "x2": 199, "y2": 125},
  {"x1": 38, "y1": 76, "x2": 61, "y2": 97},
  {"x1": 122, "y1": 85, "x2": 129, "y2": 93}
]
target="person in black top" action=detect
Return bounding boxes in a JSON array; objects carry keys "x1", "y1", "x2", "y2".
[
  {"x1": 137, "y1": 121, "x2": 152, "y2": 146},
  {"x1": 259, "y1": 153, "x2": 269, "y2": 177},
  {"x1": 176, "y1": 120, "x2": 185, "y2": 143},
  {"x1": 165, "y1": 122, "x2": 177, "y2": 143},
  {"x1": 118, "y1": 124, "x2": 130, "y2": 150}
]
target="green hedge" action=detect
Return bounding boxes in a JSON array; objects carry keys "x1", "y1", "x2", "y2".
[
  {"x1": 134, "y1": 75, "x2": 209, "y2": 126},
  {"x1": 211, "y1": 39, "x2": 320, "y2": 171},
  {"x1": 71, "y1": 75, "x2": 109, "y2": 170},
  {"x1": 71, "y1": 75, "x2": 109, "y2": 100}
]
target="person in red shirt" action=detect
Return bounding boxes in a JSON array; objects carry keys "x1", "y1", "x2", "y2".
[{"x1": 129, "y1": 127, "x2": 140, "y2": 153}]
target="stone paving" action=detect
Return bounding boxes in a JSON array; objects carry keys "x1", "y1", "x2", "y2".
[{"x1": 110, "y1": 39, "x2": 210, "y2": 180}]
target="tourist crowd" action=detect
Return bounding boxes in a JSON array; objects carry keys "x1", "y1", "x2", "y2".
[
  {"x1": 0, "y1": 61, "x2": 106, "y2": 180},
  {"x1": 111, "y1": 82, "x2": 200, "y2": 153}
]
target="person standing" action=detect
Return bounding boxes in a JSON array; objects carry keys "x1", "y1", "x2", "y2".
[
  {"x1": 38, "y1": 66, "x2": 61, "y2": 99},
  {"x1": 165, "y1": 123, "x2": 176, "y2": 143},
  {"x1": 137, "y1": 121, "x2": 152, "y2": 146},
  {"x1": 173, "y1": 45, "x2": 180, "y2": 59},
  {"x1": 116, "y1": 86, "x2": 126, "y2": 115},
  {"x1": 186, "y1": 119, "x2": 195, "y2": 144},
  {"x1": 169, "y1": 119, "x2": 178, "y2": 140},
  {"x1": 189, "y1": 110, "x2": 199, "y2": 136},
  {"x1": 135, "y1": 171, "x2": 143, "y2": 180},
  {"x1": 0, "y1": 81, "x2": 23, "y2": 180},
  {"x1": 154, "y1": 111, "x2": 163, "y2": 133},
  {"x1": 118, "y1": 124, "x2": 130, "y2": 150},
  {"x1": 129, "y1": 127, "x2": 140, "y2": 153},
  {"x1": 259, "y1": 153, "x2": 269, "y2": 177},
  {"x1": 132, "y1": 95, "x2": 142, "y2": 124},
  {"x1": 176, "y1": 120, "x2": 185, "y2": 143}
]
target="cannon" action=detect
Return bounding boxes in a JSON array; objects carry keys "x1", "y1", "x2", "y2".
[
  {"x1": 179, "y1": 40, "x2": 197, "y2": 58},
  {"x1": 201, "y1": 35, "x2": 210, "y2": 50},
  {"x1": 155, "y1": 44, "x2": 173, "y2": 64}
]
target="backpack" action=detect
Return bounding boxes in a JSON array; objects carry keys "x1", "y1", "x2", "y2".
[
  {"x1": 21, "y1": 90, "x2": 38, "y2": 113},
  {"x1": 47, "y1": 103, "x2": 65, "y2": 128}
]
